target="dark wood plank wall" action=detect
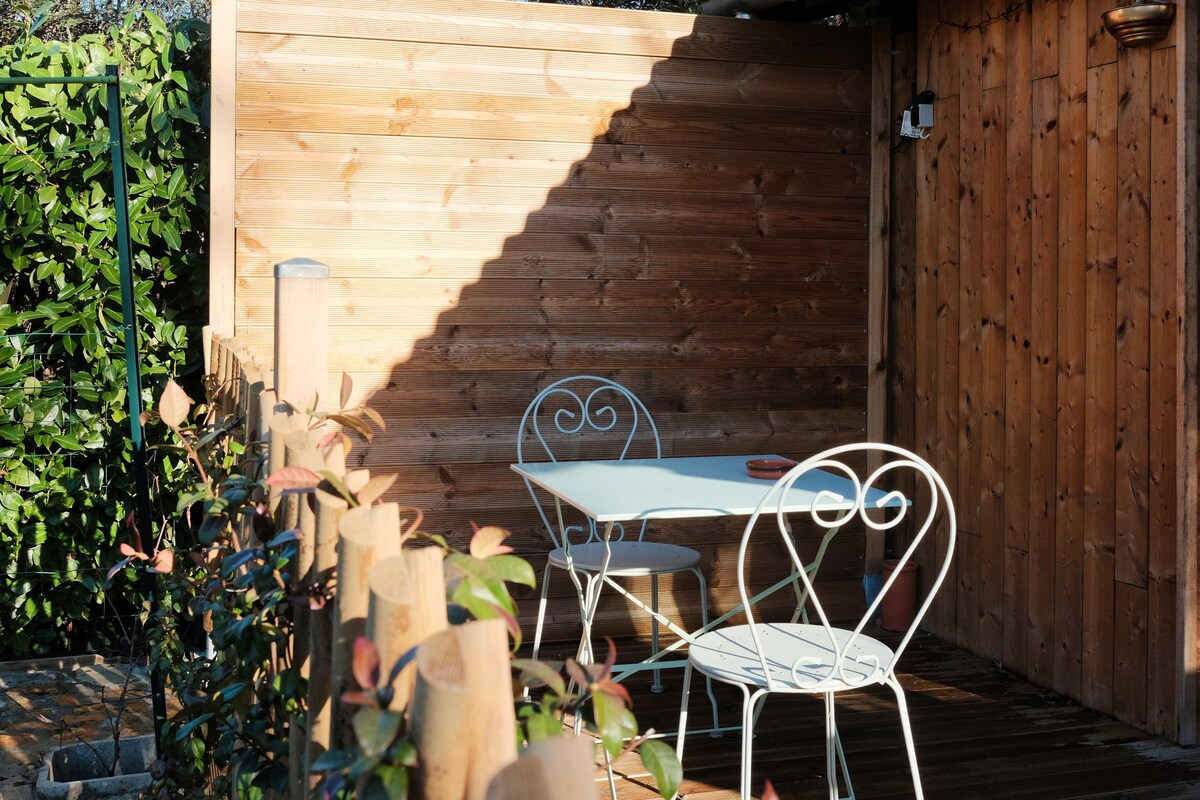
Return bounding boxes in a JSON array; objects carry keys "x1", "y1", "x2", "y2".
[
  {"x1": 228, "y1": 0, "x2": 873, "y2": 643},
  {"x1": 888, "y1": 0, "x2": 1193, "y2": 741}
]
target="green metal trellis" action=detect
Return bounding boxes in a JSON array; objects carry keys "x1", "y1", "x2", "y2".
[{"x1": 0, "y1": 64, "x2": 166, "y2": 755}]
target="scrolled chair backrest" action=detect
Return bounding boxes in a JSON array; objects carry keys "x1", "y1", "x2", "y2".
[
  {"x1": 517, "y1": 376, "x2": 661, "y2": 547},
  {"x1": 736, "y1": 442, "x2": 956, "y2": 693}
]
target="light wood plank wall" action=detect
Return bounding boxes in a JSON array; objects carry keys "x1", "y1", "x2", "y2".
[
  {"x1": 225, "y1": 0, "x2": 874, "y2": 644},
  {"x1": 889, "y1": 0, "x2": 1197, "y2": 742}
]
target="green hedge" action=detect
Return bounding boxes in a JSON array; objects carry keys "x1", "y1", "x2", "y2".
[{"x1": 0, "y1": 13, "x2": 209, "y2": 657}]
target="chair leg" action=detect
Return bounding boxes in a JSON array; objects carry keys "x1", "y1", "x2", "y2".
[
  {"x1": 576, "y1": 572, "x2": 599, "y2": 666},
  {"x1": 675, "y1": 663, "x2": 694, "y2": 764},
  {"x1": 887, "y1": 675, "x2": 925, "y2": 800},
  {"x1": 833, "y1": 722, "x2": 854, "y2": 800},
  {"x1": 650, "y1": 574, "x2": 663, "y2": 693},
  {"x1": 822, "y1": 693, "x2": 855, "y2": 800},
  {"x1": 741, "y1": 688, "x2": 767, "y2": 800},
  {"x1": 824, "y1": 692, "x2": 838, "y2": 800},
  {"x1": 687, "y1": 566, "x2": 721, "y2": 735},
  {"x1": 531, "y1": 561, "x2": 555, "y2": 662},
  {"x1": 671, "y1": 662, "x2": 695, "y2": 800}
]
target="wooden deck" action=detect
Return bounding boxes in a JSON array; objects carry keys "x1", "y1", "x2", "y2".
[{"x1": 571, "y1": 631, "x2": 1200, "y2": 800}]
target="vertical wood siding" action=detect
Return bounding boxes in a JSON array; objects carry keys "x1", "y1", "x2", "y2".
[
  {"x1": 893, "y1": 0, "x2": 1192, "y2": 740},
  {"x1": 226, "y1": 0, "x2": 873, "y2": 643}
]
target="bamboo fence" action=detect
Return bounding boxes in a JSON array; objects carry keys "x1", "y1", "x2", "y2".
[{"x1": 206, "y1": 262, "x2": 593, "y2": 799}]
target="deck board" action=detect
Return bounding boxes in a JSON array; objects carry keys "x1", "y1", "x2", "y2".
[{"x1": 535, "y1": 631, "x2": 1200, "y2": 799}]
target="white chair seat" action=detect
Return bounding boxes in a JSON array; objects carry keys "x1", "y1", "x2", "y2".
[
  {"x1": 675, "y1": 443, "x2": 956, "y2": 800},
  {"x1": 549, "y1": 540, "x2": 701, "y2": 576},
  {"x1": 689, "y1": 622, "x2": 895, "y2": 691}
]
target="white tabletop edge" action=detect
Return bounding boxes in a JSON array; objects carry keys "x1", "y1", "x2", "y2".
[{"x1": 511, "y1": 454, "x2": 905, "y2": 523}]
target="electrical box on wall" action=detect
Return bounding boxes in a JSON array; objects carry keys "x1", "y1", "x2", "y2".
[{"x1": 900, "y1": 91, "x2": 936, "y2": 139}]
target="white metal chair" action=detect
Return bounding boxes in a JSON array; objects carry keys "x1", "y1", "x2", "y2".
[
  {"x1": 674, "y1": 442, "x2": 956, "y2": 800},
  {"x1": 517, "y1": 376, "x2": 711, "y2": 695}
]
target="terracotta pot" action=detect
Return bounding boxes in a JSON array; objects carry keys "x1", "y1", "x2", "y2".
[{"x1": 880, "y1": 558, "x2": 918, "y2": 632}]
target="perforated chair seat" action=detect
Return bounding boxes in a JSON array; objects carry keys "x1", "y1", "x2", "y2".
[
  {"x1": 548, "y1": 540, "x2": 702, "y2": 577},
  {"x1": 688, "y1": 622, "x2": 896, "y2": 691},
  {"x1": 674, "y1": 443, "x2": 957, "y2": 800}
]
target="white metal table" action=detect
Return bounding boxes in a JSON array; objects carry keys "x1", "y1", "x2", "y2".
[{"x1": 510, "y1": 454, "x2": 900, "y2": 683}]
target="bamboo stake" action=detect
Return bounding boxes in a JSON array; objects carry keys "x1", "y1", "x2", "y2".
[
  {"x1": 268, "y1": 405, "x2": 297, "y2": 523},
  {"x1": 367, "y1": 554, "x2": 415, "y2": 711},
  {"x1": 285, "y1": 430, "x2": 323, "y2": 800},
  {"x1": 306, "y1": 487, "x2": 347, "y2": 791},
  {"x1": 411, "y1": 620, "x2": 517, "y2": 800},
  {"x1": 243, "y1": 362, "x2": 267, "y2": 485},
  {"x1": 365, "y1": 546, "x2": 446, "y2": 713},
  {"x1": 406, "y1": 545, "x2": 449, "y2": 654},
  {"x1": 485, "y1": 736, "x2": 596, "y2": 800},
  {"x1": 202, "y1": 325, "x2": 213, "y2": 381},
  {"x1": 257, "y1": 389, "x2": 277, "y2": 489},
  {"x1": 289, "y1": 492, "x2": 316, "y2": 799},
  {"x1": 332, "y1": 503, "x2": 403, "y2": 745},
  {"x1": 411, "y1": 628, "x2": 470, "y2": 800}
]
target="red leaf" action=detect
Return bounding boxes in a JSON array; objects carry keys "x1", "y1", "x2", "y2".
[
  {"x1": 122, "y1": 513, "x2": 143, "y2": 554},
  {"x1": 564, "y1": 658, "x2": 591, "y2": 692},
  {"x1": 119, "y1": 543, "x2": 149, "y2": 560},
  {"x1": 158, "y1": 379, "x2": 194, "y2": 429},
  {"x1": 265, "y1": 465, "x2": 322, "y2": 491},
  {"x1": 469, "y1": 526, "x2": 514, "y2": 559},
  {"x1": 352, "y1": 636, "x2": 381, "y2": 691},
  {"x1": 339, "y1": 690, "x2": 376, "y2": 708},
  {"x1": 762, "y1": 779, "x2": 780, "y2": 800},
  {"x1": 148, "y1": 550, "x2": 175, "y2": 574},
  {"x1": 601, "y1": 636, "x2": 619, "y2": 675},
  {"x1": 596, "y1": 678, "x2": 632, "y2": 708},
  {"x1": 339, "y1": 373, "x2": 353, "y2": 410}
]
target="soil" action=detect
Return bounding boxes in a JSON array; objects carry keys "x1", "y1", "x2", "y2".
[{"x1": 0, "y1": 656, "x2": 155, "y2": 800}]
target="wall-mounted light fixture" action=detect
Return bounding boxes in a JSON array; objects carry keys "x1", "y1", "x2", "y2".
[
  {"x1": 900, "y1": 91, "x2": 935, "y2": 140},
  {"x1": 1101, "y1": 1, "x2": 1176, "y2": 47}
]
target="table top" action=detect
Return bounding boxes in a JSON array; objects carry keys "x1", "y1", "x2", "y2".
[{"x1": 511, "y1": 454, "x2": 898, "y2": 523}]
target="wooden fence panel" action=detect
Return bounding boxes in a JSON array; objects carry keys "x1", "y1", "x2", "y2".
[
  {"x1": 895, "y1": 0, "x2": 1194, "y2": 742},
  {"x1": 225, "y1": 0, "x2": 873, "y2": 645}
]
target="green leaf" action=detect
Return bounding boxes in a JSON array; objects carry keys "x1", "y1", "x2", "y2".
[
  {"x1": 483, "y1": 554, "x2": 536, "y2": 588},
  {"x1": 166, "y1": 166, "x2": 185, "y2": 198},
  {"x1": 145, "y1": 9, "x2": 167, "y2": 36},
  {"x1": 162, "y1": 220, "x2": 181, "y2": 251},
  {"x1": 638, "y1": 739, "x2": 682, "y2": 800},
  {"x1": 593, "y1": 692, "x2": 636, "y2": 759},
  {"x1": 6, "y1": 466, "x2": 38, "y2": 488},
  {"x1": 216, "y1": 681, "x2": 248, "y2": 703},
  {"x1": 310, "y1": 749, "x2": 355, "y2": 772},
  {"x1": 353, "y1": 708, "x2": 403, "y2": 760},
  {"x1": 525, "y1": 710, "x2": 566, "y2": 743},
  {"x1": 368, "y1": 764, "x2": 409, "y2": 800},
  {"x1": 51, "y1": 434, "x2": 83, "y2": 451},
  {"x1": 175, "y1": 711, "x2": 215, "y2": 741},
  {"x1": 511, "y1": 658, "x2": 566, "y2": 696}
]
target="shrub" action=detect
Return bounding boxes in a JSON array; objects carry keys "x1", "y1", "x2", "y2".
[{"x1": 0, "y1": 13, "x2": 209, "y2": 656}]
